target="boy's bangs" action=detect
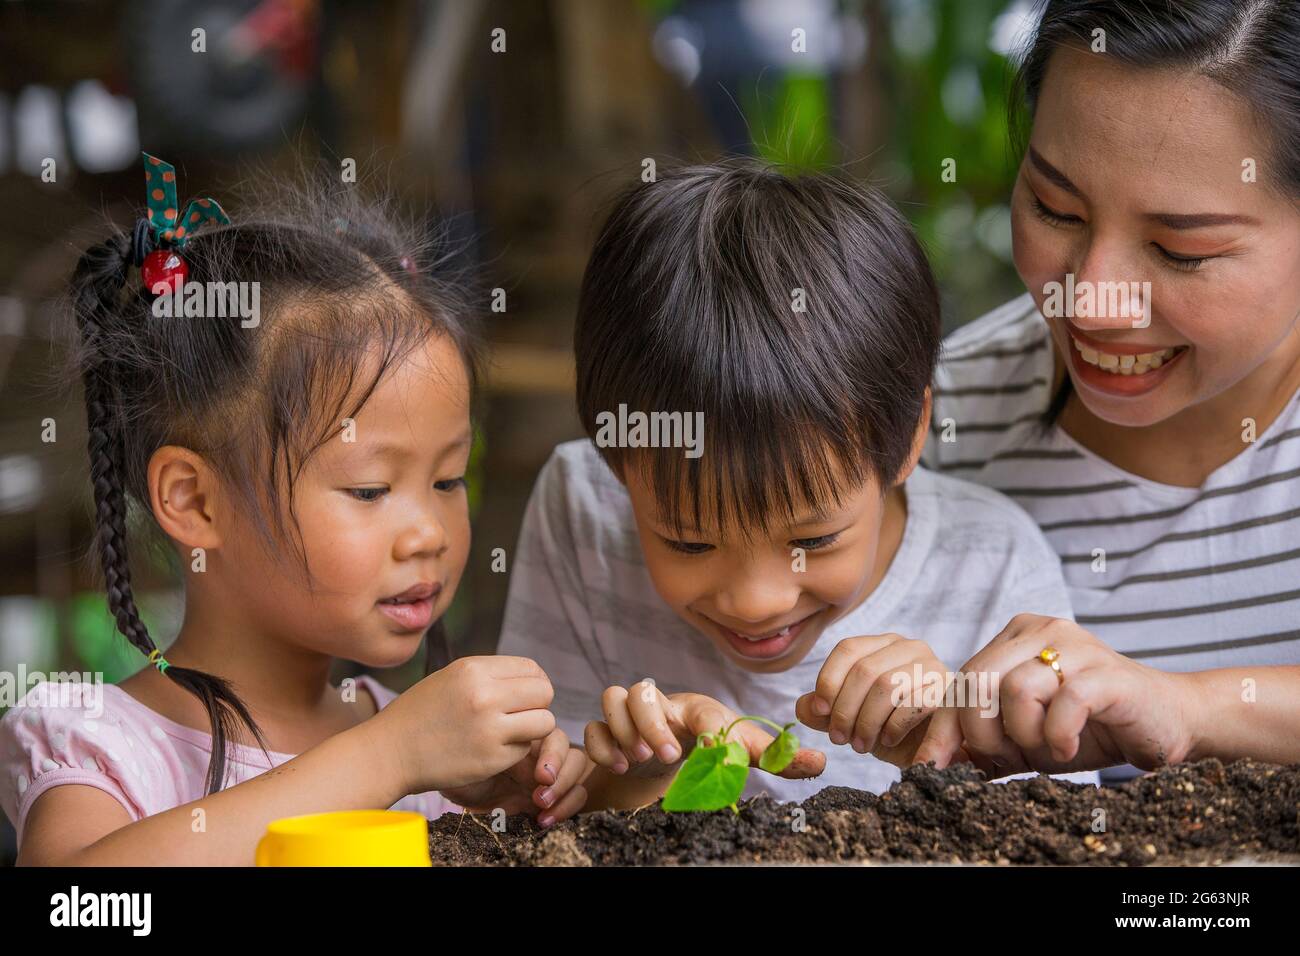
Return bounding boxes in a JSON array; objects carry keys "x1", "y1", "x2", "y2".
[{"x1": 627, "y1": 416, "x2": 876, "y2": 543}]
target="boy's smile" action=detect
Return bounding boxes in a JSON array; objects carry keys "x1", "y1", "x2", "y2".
[{"x1": 622, "y1": 454, "x2": 911, "y2": 674}]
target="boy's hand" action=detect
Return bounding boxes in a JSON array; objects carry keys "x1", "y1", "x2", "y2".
[
  {"x1": 796, "y1": 633, "x2": 953, "y2": 760},
  {"x1": 441, "y1": 728, "x2": 591, "y2": 827},
  {"x1": 585, "y1": 681, "x2": 825, "y2": 779}
]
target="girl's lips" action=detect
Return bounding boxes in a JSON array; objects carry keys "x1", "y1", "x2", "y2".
[
  {"x1": 712, "y1": 611, "x2": 818, "y2": 660},
  {"x1": 377, "y1": 596, "x2": 435, "y2": 631}
]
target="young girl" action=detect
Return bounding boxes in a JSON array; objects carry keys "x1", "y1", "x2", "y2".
[{"x1": 0, "y1": 157, "x2": 588, "y2": 865}]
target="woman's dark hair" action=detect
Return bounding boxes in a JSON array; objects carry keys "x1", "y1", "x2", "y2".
[
  {"x1": 69, "y1": 169, "x2": 481, "y2": 795},
  {"x1": 1010, "y1": 0, "x2": 1300, "y2": 424},
  {"x1": 575, "y1": 157, "x2": 940, "y2": 539}
]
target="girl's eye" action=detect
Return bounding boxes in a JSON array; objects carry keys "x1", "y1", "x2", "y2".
[
  {"x1": 348, "y1": 487, "x2": 387, "y2": 502},
  {"x1": 1030, "y1": 195, "x2": 1082, "y2": 226},
  {"x1": 434, "y1": 476, "x2": 467, "y2": 492},
  {"x1": 663, "y1": 538, "x2": 713, "y2": 555},
  {"x1": 1152, "y1": 244, "x2": 1209, "y2": 272},
  {"x1": 792, "y1": 531, "x2": 841, "y2": 551}
]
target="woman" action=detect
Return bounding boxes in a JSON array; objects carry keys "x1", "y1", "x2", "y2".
[{"x1": 920, "y1": 0, "x2": 1300, "y2": 777}]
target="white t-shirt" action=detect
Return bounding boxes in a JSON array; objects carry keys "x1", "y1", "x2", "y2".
[
  {"x1": 497, "y1": 439, "x2": 1088, "y2": 801},
  {"x1": 924, "y1": 293, "x2": 1300, "y2": 673}
]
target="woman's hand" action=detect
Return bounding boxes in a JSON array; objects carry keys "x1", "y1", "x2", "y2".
[
  {"x1": 955, "y1": 614, "x2": 1198, "y2": 776},
  {"x1": 440, "y1": 728, "x2": 591, "y2": 827}
]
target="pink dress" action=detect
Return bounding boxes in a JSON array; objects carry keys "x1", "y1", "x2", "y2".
[{"x1": 0, "y1": 674, "x2": 459, "y2": 855}]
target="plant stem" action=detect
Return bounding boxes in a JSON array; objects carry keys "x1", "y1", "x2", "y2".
[{"x1": 722, "y1": 715, "x2": 786, "y2": 740}]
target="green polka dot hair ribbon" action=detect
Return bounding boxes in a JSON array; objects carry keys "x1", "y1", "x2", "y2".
[{"x1": 141, "y1": 152, "x2": 230, "y2": 247}]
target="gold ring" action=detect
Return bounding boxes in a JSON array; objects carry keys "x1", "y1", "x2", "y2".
[{"x1": 1037, "y1": 646, "x2": 1064, "y2": 685}]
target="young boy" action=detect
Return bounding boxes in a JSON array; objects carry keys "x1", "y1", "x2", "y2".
[{"x1": 498, "y1": 158, "x2": 1085, "y2": 808}]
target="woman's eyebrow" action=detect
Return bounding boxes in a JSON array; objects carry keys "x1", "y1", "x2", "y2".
[
  {"x1": 1142, "y1": 211, "x2": 1260, "y2": 230},
  {"x1": 1027, "y1": 146, "x2": 1084, "y2": 198}
]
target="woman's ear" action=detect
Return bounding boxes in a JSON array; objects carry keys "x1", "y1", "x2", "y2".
[
  {"x1": 147, "y1": 446, "x2": 224, "y2": 553},
  {"x1": 894, "y1": 386, "x2": 933, "y2": 488}
]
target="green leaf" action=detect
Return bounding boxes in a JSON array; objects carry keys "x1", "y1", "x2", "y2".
[
  {"x1": 759, "y1": 726, "x2": 800, "y2": 775},
  {"x1": 722, "y1": 740, "x2": 749, "y2": 768},
  {"x1": 662, "y1": 743, "x2": 750, "y2": 812}
]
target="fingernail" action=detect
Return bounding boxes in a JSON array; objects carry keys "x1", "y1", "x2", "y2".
[
  {"x1": 538, "y1": 815, "x2": 555, "y2": 828},
  {"x1": 829, "y1": 730, "x2": 847, "y2": 746},
  {"x1": 659, "y1": 743, "x2": 681, "y2": 763},
  {"x1": 852, "y1": 737, "x2": 865, "y2": 753},
  {"x1": 612, "y1": 759, "x2": 628, "y2": 774},
  {"x1": 812, "y1": 698, "x2": 831, "y2": 716},
  {"x1": 538, "y1": 788, "x2": 554, "y2": 807},
  {"x1": 633, "y1": 742, "x2": 653, "y2": 761}
]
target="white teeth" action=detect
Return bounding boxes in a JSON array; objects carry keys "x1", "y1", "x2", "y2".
[
  {"x1": 738, "y1": 624, "x2": 793, "y2": 641},
  {"x1": 1071, "y1": 336, "x2": 1179, "y2": 375}
]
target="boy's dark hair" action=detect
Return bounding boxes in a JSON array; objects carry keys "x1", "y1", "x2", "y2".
[
  {"x1": 1012, "y1": 0, "x2": 1300, "y2": 425},
  {"x1": 575, "y1": 158, "x2": 940, "y2": 539},
  {"x1": 68, "y1": 168, "x2": 481, "y2": 796}
]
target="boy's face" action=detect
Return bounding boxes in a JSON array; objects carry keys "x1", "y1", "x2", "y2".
[{"x1": 622, "y1": 452, "x2": 905, "y2": 675}]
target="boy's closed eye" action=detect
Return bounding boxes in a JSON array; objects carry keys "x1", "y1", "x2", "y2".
[{"x1": 658, "y1": 529, "x2": 844, "y2": 555}]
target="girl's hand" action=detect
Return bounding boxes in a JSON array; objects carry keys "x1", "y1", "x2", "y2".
[
  {"x1": 584, "y1": 682, "x2": 825, "y2": 780},
  {"x1": 369, "y1": 655, "x2": 557, "y2": 795},
  {"x1": 441, "y1": 728, "x2": 591, "y2": 827},
  {"x1": 794, "y1": 633, "x2": 953, "y2": 761},
  {"x1": 954, "y1": 614, "x2": 1197, "y2": 775}
]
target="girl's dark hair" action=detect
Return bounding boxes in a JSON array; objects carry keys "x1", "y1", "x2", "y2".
[
  {"x1": 1010, "y1": 0, "x2": 1300, "y2": 424},
  {"x1": 69, "y1": 169, "x2": 481, "y2": 795},
  {"x1": 575, "y1": 157, "x2": 940, "y2": 539}
]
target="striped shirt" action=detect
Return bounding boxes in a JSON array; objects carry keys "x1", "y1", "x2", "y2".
[
  {"x1": 924, "y1": 293, "x2": 1300, "y2": 674},
  {"x1": 497, "y1": 439, "x2": 1090, "y2": 800}
]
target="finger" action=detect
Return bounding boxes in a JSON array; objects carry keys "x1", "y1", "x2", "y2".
[
  {"x1": 812, "y1": 635, "x2": 900, "y2": 717},
  {"x1": 533, "y1": 729, "x2": 570, "y2": 786},
  {"x1": 795, "y1": 692, "x2": 829, "y2": 732},
  {"x1": 497, "y1": 675, "x2": 556, "y2": 713},
  {"x1": 1002, "y1": 656, "x2": 1063, "y2": 755},
  {"x1": 910, "y1": 707, "x2": 964, "y2": 769},
  {"x1": 499, "y1": 708, "x2": 557, "y2": 745},
  {"x1": 601, "y1": 686, "x2": 652, "y2": 762},
  {"x1": 781, "y1": 747, "x2": 827, "y2": 780},
  {"x1": 675, "y1": 693, "x2": 739, "y2": 740},
  {"x1": 583, "y1": 721, "x2": 628, "y2": 773},
  {"x1": 625, "y1": 681, "x2": 682, "y2": 763},
  {"x1": 846, "y1": 641, "x2": 933, "y2": 752},
  {"x1": 535, "y1": 747, "x2": 588, "y2": 811},
  {"x1": 480, "y1": 655, "x2": 549, "y2": 679},
  {"x1": 538, "y1": 785, "x2": 587, "y2": 828},
  {"x1": 1041, "y1": 667, "x2": 1115, "y2": 764}
]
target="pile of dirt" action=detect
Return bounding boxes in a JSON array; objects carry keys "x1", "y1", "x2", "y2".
[{"x1": 427, "y1": 758, "x2": 1300, "y2": 866}]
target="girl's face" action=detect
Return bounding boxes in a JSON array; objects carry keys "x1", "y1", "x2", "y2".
[
  {"x1": 1012, "y1": 47, "x2": 1300, "y2": 428},
  {"x1": 622, "y1": 456, "x2": 899, "y2": 675},
  {"x1": 226, "y1": 333, "x2": 473, "y2": 669}
]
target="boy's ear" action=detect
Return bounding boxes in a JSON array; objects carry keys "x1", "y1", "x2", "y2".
[
  {"x1": 147, "y1": 446, "x2": 224, "y2": 553},
  {"x1": 893, "y1": 386, "x2": 933, "y2": 488}
]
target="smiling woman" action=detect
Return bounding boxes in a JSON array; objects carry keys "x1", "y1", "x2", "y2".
[{"x1": 924, "y1": 0, "x2": 1300, "y2": 778}]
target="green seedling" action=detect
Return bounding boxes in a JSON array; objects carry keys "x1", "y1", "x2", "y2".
[{"x1": 661, "y1": 716, "x2": 799, "y2": 813}]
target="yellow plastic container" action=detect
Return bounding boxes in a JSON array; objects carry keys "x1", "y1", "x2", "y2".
[{"x1": 255, "y1": 810, "x2": 432, "y2": 867}]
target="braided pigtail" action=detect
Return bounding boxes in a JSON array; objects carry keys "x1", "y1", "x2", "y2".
[{"x1": 71, "y1": 234, "x2": 270, "y2": 796}]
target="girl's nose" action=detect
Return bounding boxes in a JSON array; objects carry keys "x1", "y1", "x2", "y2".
[{"x1": 393, "y1": 518, "x2": 448, "y2": 561}]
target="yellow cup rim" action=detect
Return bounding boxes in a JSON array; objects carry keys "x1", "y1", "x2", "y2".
[{"x1": 263, "y1": 809, "x2": 427, "y2": 837}]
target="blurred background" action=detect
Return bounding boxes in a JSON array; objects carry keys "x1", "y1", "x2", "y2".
[{"x1": 0, "y1": 0, "x2": 1041, "y2": 860}]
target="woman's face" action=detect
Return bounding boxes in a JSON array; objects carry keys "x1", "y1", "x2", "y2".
[{"x1": 1011, "y1": 46, "x2": 1300, "y2": 428}]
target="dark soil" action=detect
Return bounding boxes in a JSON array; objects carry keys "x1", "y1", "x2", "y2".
[{"x1": 428, "y1": 758, "x2": 1300, "y2": 866}]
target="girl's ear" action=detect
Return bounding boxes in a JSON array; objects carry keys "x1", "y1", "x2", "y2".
[
  {"x1": 147, "y1": 446, "x2": 224, "y2": 553},
  {"x1": 894, "y1": 387, "x2": 933, "y2": 488}
]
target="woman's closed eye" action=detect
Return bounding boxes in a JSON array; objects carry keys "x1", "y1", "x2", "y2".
[{"x1": 1032, "y1": 193, "x2": 1214, "y2": 273}]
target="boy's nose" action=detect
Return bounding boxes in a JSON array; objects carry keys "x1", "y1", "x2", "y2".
[
  {"x1": 712, "y1": 578, "x2": 801, "y2": 628},
  {"x1": 393, "y1": 520, "x2": 448, "y2": 560}
]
